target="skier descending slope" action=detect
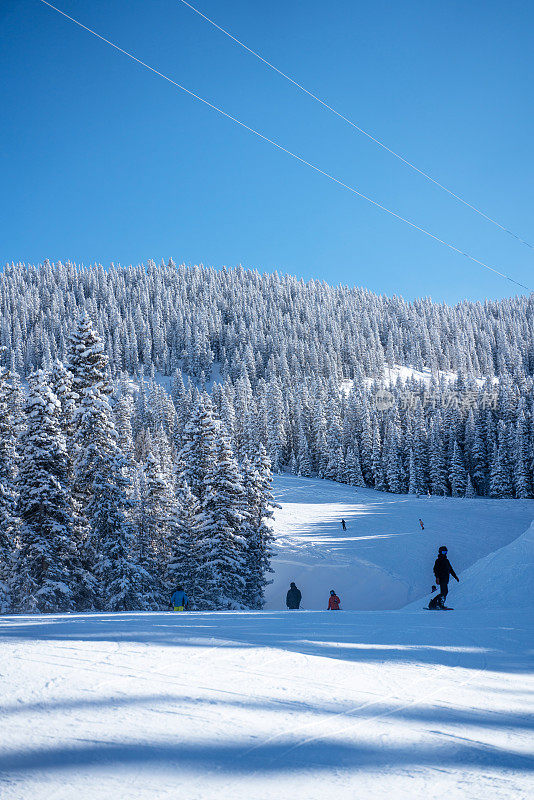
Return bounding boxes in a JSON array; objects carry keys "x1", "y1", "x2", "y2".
[
  {"x1": 286, "y1": 582, "x2": 302, "y2": 610},
  {"x1": 328, "y1": 590, "x2": 341, "y2": 610},
  {"x1": 433, "y1": 546, "x2": 459, "y2": 604},
  {"x1": 170, "y1": 586, "x2": 189, "y2": 611}
]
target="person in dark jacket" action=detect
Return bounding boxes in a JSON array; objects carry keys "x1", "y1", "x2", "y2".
[
  {"x1": 341, "y1": 519, "x2": 347, "y2": 531},
  {"x1": 433, "y1": 546, "x2": 459, "y2": 602},
  {"x1": 328, "y1": 590, "x2": 341, "y2": 610},
  {"x1": 286, "y1": 582, "x2": 302, "y2": 609}
]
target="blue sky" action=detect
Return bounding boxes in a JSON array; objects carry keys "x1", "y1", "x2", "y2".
[{"x1": 1, "y1": 0, "x2": 532, "y2": 302}]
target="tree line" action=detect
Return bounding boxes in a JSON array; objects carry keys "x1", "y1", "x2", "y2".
[{"x1": 0, "y1": 314, "x2": 276, "y2": 614}]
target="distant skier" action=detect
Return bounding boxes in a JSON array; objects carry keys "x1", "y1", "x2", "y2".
[
  {"x1": 428, "y1": 585, "x2": 446, "y2": 610},
  {"x1": 286, "y1": 582, "x2": 302, "y2": 610},
  {"x1": 328, "y1": 590, "x2": 341, "y2": 610},
  {"x1": 341, "y1": 519, "x2": 347, "y2": 531},
  {"x1": 419, "y1": 518, "x2": 425, "y2": 530},
  {"x1": 170, "y1": 586, "x2": 188, "y2": 611},
  {"x1": 433, "y1": 546, "x2": 459, "y2": 603}
]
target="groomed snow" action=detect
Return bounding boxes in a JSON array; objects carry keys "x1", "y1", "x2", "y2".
[
  {"x1": 1, "y1": 475, "x2": 533, "y2": 799},
  {"x1": 1, "y1": 609, "x2": 532, "y2": 799}
]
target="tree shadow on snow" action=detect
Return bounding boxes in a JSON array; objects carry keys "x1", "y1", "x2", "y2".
[
  {"x1": 0, "y1": 610, "x2": 531, "y2": 674},
  {"x1": 2, "y1": 691, "x2": 533, "y2": 734},
  {"x1": 0, "y1": 735, "x2": 532, "y2": 777}
]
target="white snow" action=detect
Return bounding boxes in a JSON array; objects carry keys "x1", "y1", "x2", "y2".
[
  {"x1": 266, "y1": 474, "x2": 534, "y2": 611},
  {"x1": 1, "y1": 608, "x2": 532, "y2": 799},
  {"x1": 340, "y1": 364, "x2": 498, "y2": 393},
  {"x1": 1, "y1": 475, "x2": 533, "y2": 799},
  {"x1": 447, "y1": 520, "x2": 534, "y2": 611}
]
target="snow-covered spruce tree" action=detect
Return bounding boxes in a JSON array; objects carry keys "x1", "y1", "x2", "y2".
[
  {"x1": 241, "y1": 445, "x2": 277, "y2": 609},
  {"x1": 195, "y1": 428, "x2": 247, "y2": 610},
  {"x1": 12, "y1": 372, "x2": 73, "y2": 613},
  {"x1": 0, "y1": 367, "x2": 19, "y2": 612},
  {"x1": 166, "y1": 481, "x2": 202, "y2": 607},
  {"x1": 68, "y1": 316, "x2": 115, "y2": 610},
  {"x1": 178, "y1": 396, "x2": 218, "y2": 502},
  {"x1": 76, "y1": 386, "x2": 144, "y2": 611},
  {"x1": 465, "y1": 474, "x2": 476, "y2": 498},
  {"x1": 489, "y1": 423, "x2": 514, "y2": 499},
  {"x1": 449, "y1": 441, "x2": 467, "y2": 497},
  {"x1": 48, "y1": 360, "x2": 77, "y2": 436},
  {"x1": 345, "y1": 444, "x2": 365, "y2": 487},
  {"x1": 67, "y1": 311, "x2": 112, "y2": 397},
  {"x1": 513, "y1": 409, "x2": 532, "y2": 498},
  {"x1": 134, "y1": 451, "x2": 175, "y2": 609}
]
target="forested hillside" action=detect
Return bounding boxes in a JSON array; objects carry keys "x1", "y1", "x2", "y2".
[
  {"x1": 2, "y1": 260, "x2": 533, "y2": 379},
  {"x1": 1, "y1": 260, "x2": 533, "y2": 501}
]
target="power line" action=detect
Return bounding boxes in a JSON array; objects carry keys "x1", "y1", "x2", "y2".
[
  {"x1": 36, "y1": 0, "x2": 531, "y2": 293},
  {"x1": 178, "y1": 0, "x2": 534, "y2": 252}
]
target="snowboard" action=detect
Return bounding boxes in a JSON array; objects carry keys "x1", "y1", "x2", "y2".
[{"x1": 424, "y1": 607, "x2": 454, "y2": 611}]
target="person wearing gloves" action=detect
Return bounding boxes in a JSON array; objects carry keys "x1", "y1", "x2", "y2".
[{"x1": 433, "y1": 546, "x2": 459, "y2": 602}]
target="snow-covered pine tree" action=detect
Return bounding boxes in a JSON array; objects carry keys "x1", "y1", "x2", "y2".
[
  {"x1": 12, "y1": 372, "x2": 73, "y2": 613},
  {"x1": 0, "y1": 367, "x2": 19, "y2": 612},
  {"x1": 67, "y1": 311, "x2": 111, "y2": 397},
  {"x1": 134, "y1": 451, "x2": 175, "y2": 609},
  {"x1": 178, "y1": 396, "x2": 218, "y2": 502},
  {"x1": 408, "y1": 448, "x2": 417, "y2": 494},
  {"x1": 196, "y1": 428, "x2": 247, "y2": 610},
  {"x1": 449, "y1": 441, "x2": 467, "y2": 497},
  {"x1": 489, "y1": 423, "x2": 514, "y2": 499},
  {"x1": 465, "y1": 474, "x2": 476, "y2": 498},
  {"x1": 429, "y1": 418, "x2": 448, "y2": 495},
  {"x1": 241, "y1": 445, "x2": 277, "y2": 609},
  {"x1": 77, "y1": 386, "x2": 143, "y2": 611},
  {"x1": 68, "y1": 317, "x2": 115, "y2": 610},
  {"x1": 166, "y1": 481, "x2": 202, "y2": 607},
  {"x1": 513, "y1": 409, "x2": 531, "y2": 498},
  {"x1": 345, "y1": 444, "x2": 365, "y2": 487}
]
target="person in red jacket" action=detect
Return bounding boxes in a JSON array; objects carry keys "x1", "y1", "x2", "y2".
[{"x1": 328, "y1": 590, "x2": 341, "y2": 610}]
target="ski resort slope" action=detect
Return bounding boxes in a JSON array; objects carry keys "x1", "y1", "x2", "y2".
[
  {"x1": 266, "y1": 475, "x2": 534, "y2": 611},
  {"x1": 0, "y1": 609, "x2": 532, "y2": 800}
]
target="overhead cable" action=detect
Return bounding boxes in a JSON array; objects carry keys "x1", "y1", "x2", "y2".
[
  {"x1": 178, "y1": 0, "x2": 534, "y2": 251},
  {"x1": 37, "y1": 0, "x2": 531, "y2": 292}
]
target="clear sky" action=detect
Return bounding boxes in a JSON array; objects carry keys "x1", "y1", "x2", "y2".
[{"x1": 1, "y1": 0, "x2": 533, "y2": 303}]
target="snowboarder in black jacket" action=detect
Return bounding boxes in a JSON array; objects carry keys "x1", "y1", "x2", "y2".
[
  {"x1": 433, "y1": 546, "x2": 459, "y2": 602},
  {"x1": 286, "y1": 582, "x2": 302, "y2": 610}
]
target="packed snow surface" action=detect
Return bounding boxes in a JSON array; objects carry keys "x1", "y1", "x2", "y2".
[
  {"x1": 1, "y1": 476, "x2": 533, "y2": 799},
  {"x1": 1, "y1": 609, "x2": 532, "y2": 800}
]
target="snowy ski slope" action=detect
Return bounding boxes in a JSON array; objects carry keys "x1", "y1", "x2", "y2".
[
  {"x1": 266, "y1": 474, "x2": 534, "y2": 611},
  {"x1": 1, "y1": 475, "x2": 533, "y2": 799}
]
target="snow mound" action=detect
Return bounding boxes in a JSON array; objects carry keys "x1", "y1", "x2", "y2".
[{"x1": 451, "y1": 521, "x2": 534, "y2": 610}]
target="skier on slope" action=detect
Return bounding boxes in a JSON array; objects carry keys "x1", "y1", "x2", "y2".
[
  {"x1": 433, "y1": 546, "x2": 459, "y2": 604},
  {"x1": 419, "y1": 518, "x2": 425, "y2": 530},
  {"x1": 328, "y1": 590, "x2": 341, "y2": 610},
  {"x1": 341, "y1": 519, "x2": 347, "y2": 531},
  {"x1": 286, "y1": 582, "x2": 302, "y2": 610},
  {"x1": 170, "y1": 586, "x2": 189, "y2": 611}
]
